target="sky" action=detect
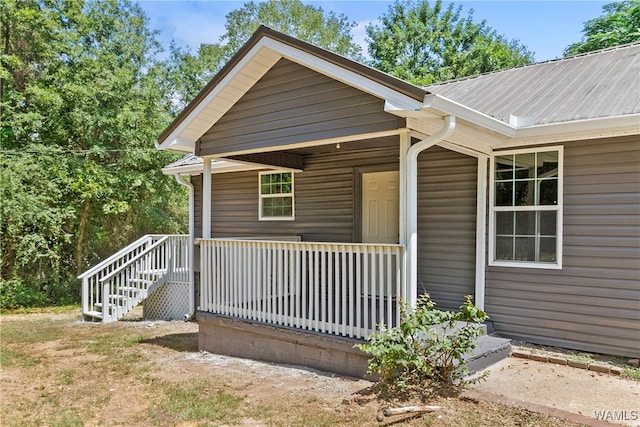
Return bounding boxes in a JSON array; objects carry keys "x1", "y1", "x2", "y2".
[{"x1": 137, "y1": 0, "x2": 609, "y2": 62}]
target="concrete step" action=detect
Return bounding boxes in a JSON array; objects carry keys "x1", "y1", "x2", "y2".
[{"x1": 465, "y1": 334, "x2": 511, "y2": 374}]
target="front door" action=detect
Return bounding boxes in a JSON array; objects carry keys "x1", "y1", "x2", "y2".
[{"x1": 362, "y1": 171, "x2": 399, "y2": 244}]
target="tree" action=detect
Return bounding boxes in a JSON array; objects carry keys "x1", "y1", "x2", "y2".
[
  {"x1": 1, "y1": 0, "x2": 186, "y2": 306},
  {"x1": 158, "y1": 0, "x2": 364, "y2": 116},
  {"x1": 221, "y1": 0, "x2": 363, "y2": 60},
  {"x1": 158, "y1": 42, "x2": 227, "y2": 114},
  {"x1": 564, "y1": 0, "x2": 640, "y2": 56},
  {"x1": 366, "y1": 0, "x2": 534, "y2": 85}
]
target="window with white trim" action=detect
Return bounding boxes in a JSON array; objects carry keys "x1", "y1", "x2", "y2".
[
  {"x1": 489, "y1": 147, "x2": 563, "y2": 268},
  {"x1": 259, "y1": 171, "x2": 294, "y2": 220}
]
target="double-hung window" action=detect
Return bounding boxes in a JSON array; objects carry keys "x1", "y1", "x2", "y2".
[
  {"x1": 489, "y1": 147, "x2": 563, "y2": 268},
  {"x1": 259, "y1": 171, "x2": 294, "y2": 220}
]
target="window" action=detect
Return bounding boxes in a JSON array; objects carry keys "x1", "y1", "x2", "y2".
[
  {"x1": 259, "y1": 171, "x2": 294, "y2": 220},
  {"x1": 489, "y1": 147, "x2": 563, "y2": 268}
]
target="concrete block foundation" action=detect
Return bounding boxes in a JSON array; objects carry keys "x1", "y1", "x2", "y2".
[{"x1": 197, "y1": 312, "x2": 372, "y2": 378}]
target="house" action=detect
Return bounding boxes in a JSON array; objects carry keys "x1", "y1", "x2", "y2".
[{"x1": 82, "y1": 26, "x2": 639, "y2": 376}]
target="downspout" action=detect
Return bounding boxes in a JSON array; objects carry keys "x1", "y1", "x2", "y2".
[
  {"x1": 405, "y1": 115, "x2": 456, "y2": 306},
  {"x1": 174, "y1": 174, "x2": 195, "y2": 317}
]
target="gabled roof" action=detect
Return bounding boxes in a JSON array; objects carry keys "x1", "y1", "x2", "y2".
[
  {"x1": 158, "y1": 25, "x2": 640, "y2": 163},
  {"x1": 156, "y1": 25, "x2": 429, "y2": 152},
  {"x1": 424, "y1": 43, "x2": 640, "y2": 125}
]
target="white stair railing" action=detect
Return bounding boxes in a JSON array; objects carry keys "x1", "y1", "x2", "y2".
[{"x1": 79, "y1": 234, "x2": 189, "y2": 322}]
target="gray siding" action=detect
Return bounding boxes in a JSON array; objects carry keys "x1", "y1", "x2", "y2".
[
  {"x1": 417, "y1": 147, "x2": 478, "y2": 310},
  {"x1": 197, "y1": 59, "x2": 402, "y2": 156},
  {"x1": 194, "y1": 147, "x2": 399, "y2": 242},
  {"x1": 486, "y1": 136, "x2": 640, "y2": 357}
]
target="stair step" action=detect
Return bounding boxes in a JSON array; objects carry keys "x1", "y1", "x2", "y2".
[
  {"x1": 84, "y1": 310, "x2": 103, "y2": 319},
  {"x1": 465, "y1": 335, "x2": 512, "y2": 374},
  {"x1": 138, "y1": 269, "x2": 167, "y2": 274},
  {"x1": 128, "y1": 278, "x2": 155, "y2": 285},
  {"x1": 117, "y1": 287, "x2": 142, "y2": 295}
]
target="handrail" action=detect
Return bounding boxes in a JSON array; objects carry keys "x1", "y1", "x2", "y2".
[
  {"x1": 196, "y1": 237, "x2": 405, "y2": 249},
  {"x1": 78, "y1": 234, "x2": 160, "y2": 279},
  {"x1": 98, "y1": 236, "x2": 170, "y2": 284}
]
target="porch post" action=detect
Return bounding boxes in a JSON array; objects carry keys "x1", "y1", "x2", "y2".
[
  {"x1": 398, "y1": 130, "x2": 410, "y2": 246},
  {"x1": 475, "y1": 155, "x2": 489, "y2": 310},
  {"x1": 174, "y1": 174, "x2": 195, "y2": 316},
  {"x1": 202, "y1": 156, "x2": 212, "y2": 239}
]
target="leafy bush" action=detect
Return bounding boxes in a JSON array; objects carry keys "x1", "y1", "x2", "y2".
[
  {"x1": 356, "y1": 294, "x2": 487, "y2": 391},
  {"x1": 0, "y1": 279, "x2": 50, "y2": 309}
]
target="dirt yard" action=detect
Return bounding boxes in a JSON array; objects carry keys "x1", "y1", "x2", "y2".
[{"x1": 0, "y1": 308, "x2": 585, "y2": 426}]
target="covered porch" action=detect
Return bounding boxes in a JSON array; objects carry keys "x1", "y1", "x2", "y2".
[{"x1": 156, "y1": 27, "x2": 509, "y2": 375}]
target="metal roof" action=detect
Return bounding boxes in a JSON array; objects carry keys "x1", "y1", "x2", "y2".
[{"x1": 423, "y1": 43, "x2": 640, "y2": 126}]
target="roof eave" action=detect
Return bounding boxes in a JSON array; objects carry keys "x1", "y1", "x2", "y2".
[
  {"x1": 497, "y1": 114, "x2": 640, "y2": 148},
  {"x1": 156, "y1": 25, "x2": 428, "y2": 153},
  {"x1": 421, "y1": 94, "x2": 515, "y2": 137}
]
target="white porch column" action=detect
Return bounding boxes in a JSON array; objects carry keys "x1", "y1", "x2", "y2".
[
  {"x1": 475, "y1": 155, "x2": 489, "y2": 310},
  {"x1": 398, "y1": 130, "x2": 410, "y2": 246},
  {"x1": 174, "y1": 174, "x2": 195, "y2": 316},
  {"x1": 202, "y1": 156, "x2": 212, "y2": 239},
  {"x1": 404, "y1": 116, "x2": 456, "y2": 306}
]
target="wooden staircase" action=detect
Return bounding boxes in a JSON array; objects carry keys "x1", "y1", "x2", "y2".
[{"x1": 79, "y1": 235, "x2": 189, "y2": 322}]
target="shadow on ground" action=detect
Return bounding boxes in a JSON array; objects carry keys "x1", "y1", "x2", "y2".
[{"x1": 142, "y1": 332, "x2": 198, "y2": 352}]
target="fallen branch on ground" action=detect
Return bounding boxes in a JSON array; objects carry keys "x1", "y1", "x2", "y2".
[{"x1": 376, "y1": 405, "x2": 441, "y2": 422}]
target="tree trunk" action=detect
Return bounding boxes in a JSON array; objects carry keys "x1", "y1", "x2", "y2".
[{"x1": 76, "y1": 198, "x2": 91, "y2": 275}]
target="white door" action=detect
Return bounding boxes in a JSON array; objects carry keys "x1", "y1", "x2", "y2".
[{"x1": 362, "y1": 171, "x2": 400, "y2": 244}]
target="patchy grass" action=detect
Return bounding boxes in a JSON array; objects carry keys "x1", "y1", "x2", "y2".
[
  {"x1": 150, "y1": 379, "x2": 243, "y2": 425},
  {"x1": 0, "y1": 309, "x2": 596, "y2": 427},
  {"x1": 624, "y1": 367, "x2": 640, "y2": 380},
  {"x1": 0, "y1": 346, "x2": 42, "y2": 368},
  {"x1": 0, "y1": 304, "x2": 80, "y2": 315}
]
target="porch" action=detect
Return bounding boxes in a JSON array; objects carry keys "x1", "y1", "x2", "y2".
[
  {"x1": 198, "y1": 238, "x2": 406, "y2": 340},
  {"x1": 196, "y1": 237, "x2": 510, "y2": 378}
]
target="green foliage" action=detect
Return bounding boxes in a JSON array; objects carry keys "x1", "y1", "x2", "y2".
[
  {"x1": 623, "y1": 367, "x2": 640, "y2": 380},
  {"x1": 221, "y1": 0, "x2": 363, "y2": 60},
  {"x1": 158, "y1": 0, "x2": 364, "y2": 113},
  {"x1": 1, "y1": 0, "x2": 187, "y2": 305},
  {"x1": 366, "y1": 0, "x2": 534, "y2": 85},
  {"x1": 357, "y1": 294, "x2": 487, "y2": 391},
  {"x1": 565, "y1": 0, "x2": 640, "y2": 55},
  {"x1": 0, "y1": 279, "x2": 49, "y2": 309}
]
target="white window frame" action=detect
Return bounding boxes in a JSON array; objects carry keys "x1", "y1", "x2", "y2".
[
  {"x1": 488, "y1": 146, "x2": 563, "y2": 269},
  {"x1": 258, "y1": 171, "x2": 295, "y2": 221}
]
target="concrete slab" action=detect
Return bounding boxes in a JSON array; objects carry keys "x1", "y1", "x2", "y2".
[{"x1": 467, "y1": 357, "x2": 640, "y2": 426}]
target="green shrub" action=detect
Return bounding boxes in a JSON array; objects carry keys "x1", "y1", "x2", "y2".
[
  {"x1": 356, "y1": 294, "x2": 487, "y2": 391},
  {"x1": 0, "y1": 279, "x2": 50, "y2": 309}
]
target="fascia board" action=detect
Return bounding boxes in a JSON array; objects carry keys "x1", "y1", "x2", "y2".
[
  {"x1": 161, "y1": 157, "x2": 299, "y2": 176},
  {"x1": 156, "y1": 41, "x2": 280, "y2": 151},
  {"x1": 417, "y1": 95, "x2": 639, "y2": 149},
  {"x1": 422, "y1": 94, "x2": 515, "y2": 137},
  {"x1": 157, "y1": 137, "x2": 197, "y2": 153},
  {"x1": 502, "y1": 114, "x2": 640, "y2": 147}
]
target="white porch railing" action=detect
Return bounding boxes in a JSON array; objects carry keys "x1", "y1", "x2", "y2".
[
  {"x1": 79, "y1": 234, "x2": 189, "y2": 322},
  {"x1": 199, "y1": 239, "x2": 406, "y2": 339}
]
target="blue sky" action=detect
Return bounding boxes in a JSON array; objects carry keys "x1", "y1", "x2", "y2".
[{"x1": 137, "y1": 1, "x2": 608, "y2": 62}]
